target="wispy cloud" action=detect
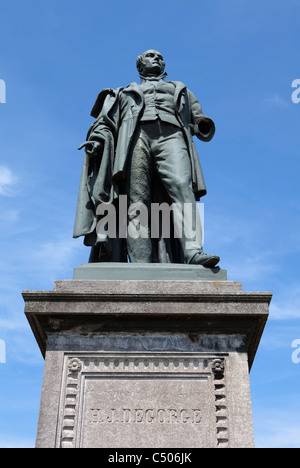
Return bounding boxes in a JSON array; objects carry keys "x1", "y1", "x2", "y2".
[
  {"x1": 30, "y1": 237, "x2": 85, "y2": 280},
  {"x1": 204, "y1": 205, "x2": 284, "y2": 286},
  {"x1": 0, "y1": 317, "x2": 26, "y2": 331},
  {"x1": 0, "y1": 233, "x2": 85, "y2": 367},
  {"x1": 0, "y1": 433, "x2": 35, "y2": 449},
  {"x1": 0, "y1": 165, "x2": 18, "y2": 196},
  {"x1": 269, "y1": 284, "x2": 300, "y2": 320},
  {"x1": 0, "y1": 209, "x2": 19, "y2": 224},
  {"x1": 253, "y1": 409, "x2": 300, "y2": 448},
  {"x1": 264, "y1": 93, "x2": 289, "y2": 109}
]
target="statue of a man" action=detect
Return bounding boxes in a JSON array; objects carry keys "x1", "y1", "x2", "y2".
[{"x1": 74, "y1": 50, "x2": 220, "y2": 267}]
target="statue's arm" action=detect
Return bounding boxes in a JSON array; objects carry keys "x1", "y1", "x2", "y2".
[
  {"x1": 78, "y1": 89, "x2": 121, "y2": 158},
  {"x1": 79, "y1": 122, "x2": 110, "y2": 157},
  {"x1": 188, "y1": 90, "x2": 215, "y2": 142}
]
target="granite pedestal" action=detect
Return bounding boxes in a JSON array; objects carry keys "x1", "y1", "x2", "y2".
[{"x1": 23, "y1": 264, "x2": 271, "y2": 448}]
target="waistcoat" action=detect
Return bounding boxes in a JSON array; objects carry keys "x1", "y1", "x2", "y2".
[{"x1": 139, "y1": 79, "x2": 180, "y2": 127}]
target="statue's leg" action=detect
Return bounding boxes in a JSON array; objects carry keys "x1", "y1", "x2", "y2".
[
  {"x1": 153, "y1": 123, "x2": 219, "y2": 266},
  {"x1": 152, "y1": 124, "x2": 200, "y2": 261},
  {"x1": 125, "y1": 125, "x2": 154, "y2": 263}
]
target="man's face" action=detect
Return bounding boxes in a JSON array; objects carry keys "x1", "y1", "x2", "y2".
[{"x1": 141, "y1": 50, "x2": 165, "y2": 76}]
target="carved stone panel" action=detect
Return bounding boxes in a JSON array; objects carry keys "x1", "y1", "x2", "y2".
[{"x1": 56, "y1": 353, "x2": 228, "y2": 448}]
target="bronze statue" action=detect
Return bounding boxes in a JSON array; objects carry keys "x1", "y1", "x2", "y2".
[{"x1": 74, "y1": 50, "x2": 220, "y2": 267}]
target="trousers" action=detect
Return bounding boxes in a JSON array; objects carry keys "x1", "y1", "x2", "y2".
[{"x1": 125, "y1": 121, "x2": 203, "y2": 263}]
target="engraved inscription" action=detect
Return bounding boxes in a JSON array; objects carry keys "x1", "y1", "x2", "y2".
[
  {"x1": 80, "y1": 377, "x2": 214, "y2": 448},
  {"x1": 89, "y1": 408, "x2": 201, "y2": 424}
]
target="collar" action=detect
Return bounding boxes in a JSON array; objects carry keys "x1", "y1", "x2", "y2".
[{"x1": 139, "y1": 71, "x2": 168, "y2": 83}]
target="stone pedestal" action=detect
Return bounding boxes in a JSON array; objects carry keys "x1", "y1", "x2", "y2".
[{"x1": 23, "y1": 265, "x2": 271, "y2": 448}]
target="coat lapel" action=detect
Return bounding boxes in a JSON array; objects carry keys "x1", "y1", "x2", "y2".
[
  {"x1": 122, "y1": 82, "x2": 145, "y2": 107},
  {"x1": 169, "y1": 80, "x2": 187, "y2": 114}
]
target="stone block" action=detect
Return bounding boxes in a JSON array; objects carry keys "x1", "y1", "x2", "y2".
[{"x1": 23, "y1": 275, "x2": 271, "y2": 448}]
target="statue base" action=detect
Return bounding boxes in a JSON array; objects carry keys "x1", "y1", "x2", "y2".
[
  {"x1": 73, "y1": 262, "x2": 227, "y2": 281},
  {"x1": 23, "y1": 269, "x2": 271, "y2": 448}
]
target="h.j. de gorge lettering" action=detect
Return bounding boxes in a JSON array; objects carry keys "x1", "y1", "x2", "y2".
[{"x1": 90, "y1": 408, "x2": 201, "y2": 424}]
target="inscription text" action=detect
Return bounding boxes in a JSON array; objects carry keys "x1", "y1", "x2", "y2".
[{"x1": 90, "y1": 408, "x2": 201, "y2": 424}]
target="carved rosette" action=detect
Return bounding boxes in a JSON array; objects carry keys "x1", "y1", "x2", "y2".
[
  {"x1": 67, "y1": 358, "x2": 82, "y2": 373},
  {"x1": 212, "y1": 358, "x2": 225, "y2": 378}
]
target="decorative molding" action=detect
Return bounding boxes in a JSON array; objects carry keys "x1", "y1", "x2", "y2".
[
  {"x1": 212, "y1": 358, "x2": 228, "y2": 447},
  {"x1": 58, "y1": 353, "x2": 228, "y2": 448},
  {"x1": 60, "y1": 359, "x2": 81, "y2": 448}
]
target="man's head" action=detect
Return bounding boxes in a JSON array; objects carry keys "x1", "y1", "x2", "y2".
[{"x1": 136, "y1": 50, "x2": 165, "y2": 77}]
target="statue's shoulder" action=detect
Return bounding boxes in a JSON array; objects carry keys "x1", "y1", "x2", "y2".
[
  {"x1": 122, "y1": 82, "x2": 140, "y2": 92},
  {"x1": 91, "y1": 87, "x2": 123, "y2": 118},
  {"x1": 168, "y1": 80, "x2": 187, "y2": 89}
]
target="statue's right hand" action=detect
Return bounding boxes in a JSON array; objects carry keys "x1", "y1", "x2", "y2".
[{"x1": 78, "y1": 140, "x2": 103, "y2": 157}]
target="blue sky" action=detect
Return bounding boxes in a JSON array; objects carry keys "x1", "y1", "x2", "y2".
[{"x1": 0, "y1": 0, "x2": 300, "y2": 448}]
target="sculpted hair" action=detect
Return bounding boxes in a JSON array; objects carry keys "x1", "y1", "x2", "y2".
[{"x1": 136, "y1": 53, "x2": 144, "y2": 73}]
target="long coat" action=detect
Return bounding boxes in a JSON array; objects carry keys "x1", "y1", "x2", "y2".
[{"x1": 73, "y1": 80, "x2": 215, "y2": 253}]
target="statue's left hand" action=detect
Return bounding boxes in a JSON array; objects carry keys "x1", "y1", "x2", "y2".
[{"x1": 78, "y1": 140, "x2": 104, "y2": 157}]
